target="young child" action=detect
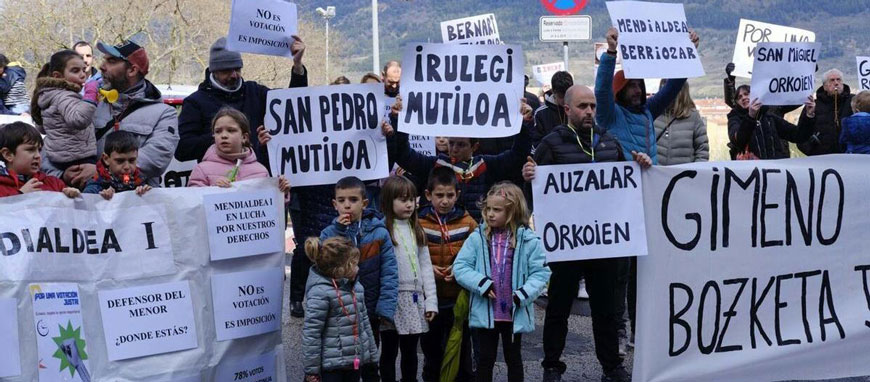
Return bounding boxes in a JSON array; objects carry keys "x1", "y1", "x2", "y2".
[
  {"x1": 841, "y1": 90, "x2": 870, "y2": 154},
  {"x1": 0, "y1": 55, "x2": 31, "y2": 115},
  {"x1": 418, "y1": 167, "x2": 478, "y2": 382},
  {"x1": 188, "y1": 107, "x2": 290, "y2": 194},
  {"x1": 0, "y1": 122, "x2": 79, "y2": 198},
  {"x1": 320, "y1": 176, "x2": 399, "y2": 344},
  {"x1": 378, "y1": 175, "x2": 438, "y2": 382},
  {"x1": 30, "y1": 50, "x2": 99, "y2": 171},
  {"x1": 453, "y1": 182, "x2": 551, "y2": 382},
  {"x1": 83, "y1": 131, "x2": 150, "y2": 200},
  {"x1": 302, "y1": 236, "x2": 379, "y2": 382}
]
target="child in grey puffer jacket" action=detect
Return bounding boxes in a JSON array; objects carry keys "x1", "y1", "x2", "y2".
[{"x1": 303, "y1": 236, "x2": 379, "y2": 382}]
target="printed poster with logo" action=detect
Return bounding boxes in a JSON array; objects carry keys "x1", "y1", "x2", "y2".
[{"x1": 30, "y1": 283, "x2": 90, "y2": 382}]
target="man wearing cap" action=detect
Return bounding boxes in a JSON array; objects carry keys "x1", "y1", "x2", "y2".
[
  {"x1": 175, "y1": 35, "x2": 308, "y2": 168},
  {"x1": 43, "y1": 40, "x2": 179, "y2": 188}
]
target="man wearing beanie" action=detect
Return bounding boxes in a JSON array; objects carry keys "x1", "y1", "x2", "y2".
[{"x1": 176, "y1": 35, "x2": 308, "y2": 169}]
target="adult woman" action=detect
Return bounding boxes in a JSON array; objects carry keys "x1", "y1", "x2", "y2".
[{"x1": 654, "y1": 81, "x2": 708, "y2": 165}]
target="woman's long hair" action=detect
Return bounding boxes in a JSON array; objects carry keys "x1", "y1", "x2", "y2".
[{"x1": 661, "y1": 80, "x2": 696, "y2": 119}]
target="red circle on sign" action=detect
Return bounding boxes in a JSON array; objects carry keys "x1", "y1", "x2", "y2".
[{"x1": 540, "y1": 0, "x2": 588, "y2": 15}]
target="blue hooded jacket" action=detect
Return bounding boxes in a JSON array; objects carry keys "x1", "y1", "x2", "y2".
[
  {"x1": 320, "y1": 208, "x2": 399, "y2": 321},
  {"x1": 841, "y1": 112, "x2": 870, "y2": 154}
]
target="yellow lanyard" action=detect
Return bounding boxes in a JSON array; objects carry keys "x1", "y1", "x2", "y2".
[
  {"x1": 568, "y1": 124, "x2": 595, "y2": 161},
  {"x1": 394, "y1": 221, "x2": 419, "y2": 281}
]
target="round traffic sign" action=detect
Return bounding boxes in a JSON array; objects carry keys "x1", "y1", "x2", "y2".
[{"x1": 540, "y1": 0, "x2": 588, "y2": 15}]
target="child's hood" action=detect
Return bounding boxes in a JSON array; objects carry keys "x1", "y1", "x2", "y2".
[
  {"x1": 35, "y1": 77, "x2": 82, "y2": 108},
  {"x1": 306, "y1": 266, "x2": 358, "y2": 293},
  {"x1": 200, "y1": 144, "x2": 259, "y2": 166},
  {"x1": 360, "y1": 208, "x2": 387, "y2": 233}
]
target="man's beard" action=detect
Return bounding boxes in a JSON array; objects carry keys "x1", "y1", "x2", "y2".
[
  {"x1": 102, "y1": 75, "x2": 127, "y2": 92},
  {"x1": 385, "y1": 86, "x2": 400, "y2": 98}
]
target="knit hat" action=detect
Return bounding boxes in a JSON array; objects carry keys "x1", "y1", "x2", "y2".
[{"x1": 209, "y1": 37, "x2": 243, "y2": 72}]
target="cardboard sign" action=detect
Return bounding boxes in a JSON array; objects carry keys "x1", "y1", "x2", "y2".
[
  {"x1": 635, "y1": 157, "x2": 870, "y2": 382},
  {"x1": 0, "y1": 298, "x2": 21, "y2": 378},
  {"x1": 532, "y1": 62, "x2": 566, "y2": 86},
  {"x1": 31, "y1": 283, "x2": 90, "y2": 382},
  {"x1": 857, "y1": 56, "x2": 870, "y2": 91},
  {"x1": 226, "y1": 0, "x2": 298, "y2": 57},
  {"x1": 441, "y1": 13, "x2": 501, "y2": 45},
  {"x1": 0, "y1": 204, "x2": 173, "y2": 282},
  {"x1": 750, "y1": 42, "x2": 819, "y2": 106},
  {"x1": 731, "y1": 19, "x2": 815, "y2": 78},
  {"x1": 203, "y1": 189, "x2": 284, "y2": 261},
  {"x1": 266, "y1": 83, "x2": 390, "y2": 187},
  {"x1": 605, "y1": 1, "x2": 704, "y2": 79},
  {"x1": 399, "y1": 43, "x2": 525, "y2": 138},
  {"x1": 212, "y1": 267, "x2": 284, "y2": 341},
  {"x1": 532, "y1": 162, "x2": 647, "y2": 262},
  {"x1": 214, "y1": 350, "x2": 277, "y2": 382},
  {"x1": 98, "y1": 281, "x2": 198, "y2": 361}
]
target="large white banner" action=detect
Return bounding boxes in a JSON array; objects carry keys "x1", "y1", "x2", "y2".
[
  {"x1": 750, "y1": 42, "x2": 819, "y2": 106},
  {"x1": 266, "y1": 83, "x2": 389, "y2": 187},
  {"x1": 532, "y1": 162, "x2": 647, "y2": 262},
  {"x1": 226, "y1": 0, "x2": 299, "y2": 57},
  {"x1": 399, "y1": 43, "x2": 524, "y2": 138},
  {"x1": 731, "y1": 19, "x2": 816, "y2": 79},
  {"x1": 441, "y1": 13, "x2": 501, "y2": 45},
  {"x1": 0, "y1": 178, "x2": 287, "y2": 381},
  {"x1": 636, "y1": 156, "x2": 870, "y2": 382},
  {"x1": 605, "y1": 1, "x2": 704, "y2": 79},
  {"x1": 857, "y1": 56, "x2": 870, "y2": 91}
]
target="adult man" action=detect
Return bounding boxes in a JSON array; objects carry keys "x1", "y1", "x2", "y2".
[
  {"x1": 383, "y1": 60, "x2": 401, "y2": 98},
  {"x1": 175, "y1": 36, "x2": 307, "y2": 167},
  {"x1": 524, "y1": 85, "x2": 650, "y2": 382},
  {"x1": 798, "y1": 68, "x2": 854, "y2": 155},
  {"x1": 532, "y1": 71, "x2": 573, "y2": 148},
  {"x1": 72, "y1": 41, "x2": 102, "y2": 83},
  {"x1": 43, "y1": 40, "x2": 178, "y2": 188}
]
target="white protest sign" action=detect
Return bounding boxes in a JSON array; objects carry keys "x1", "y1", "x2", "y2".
[
  {"x1": 215, "y1": 350, "x2": 277, "y2": 382},
  {"x1": 857, "y1": 57, "x2": 870, "y2": 91},
  {"x1": 731, "y1": 19, "x2": 815, "y2": 78},
  {"x1": 635, "y1": 156, "x2": 870, "y2": 382},
  {"x1": 212, "y1": 267, "x2": 283, "y2": 341},
  {"x1": 266, "y1": 83, "x2": 389, "y2": 187},
  {"x1": 532, "y1": 62, "x2": 565, "y2": 86},
  {"x1": 0, "y1": 298, "x2": 21, "y2": 378},
  {"x1": 750, "y1": 42, "x2": 819, "y2": 106},
  {"x1": 441, "y1": 13, "x2": 501, "y2": 45},
  {"x1": 203, "y1": 189, "x2": 283, "y2": 261},
  {"x1": 399, "y1": 43, "x2": 524, "y2": 138},
  {"x1": 532, "y1": 162, "x2": 647, "y2": 262},
  {"x1": 226, "y1": 0, "x2": 298, "y2": 57},
  {"x1": 98, "y1": 281, "x2": 197, "y2": 361},
  {"x1": 160, "y1": 157, "x2": 197, "y2": 188},
  {"x1": 31, "y1": 283, "x2": 90, "y2": 382},
  {"x1": 605, "y1": 1, "x2": 704, "y2": 79},
  {"x1": 0, "y1": 204, "x2": 173, "y2": 282}
]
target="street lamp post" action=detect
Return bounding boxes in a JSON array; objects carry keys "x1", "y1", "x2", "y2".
[
  {"x1": 372, "y1": 0, "x2": 379, "y2": 75},
  {"x1": 316, "y1": 6, "x2": 336, "y2": 84}
]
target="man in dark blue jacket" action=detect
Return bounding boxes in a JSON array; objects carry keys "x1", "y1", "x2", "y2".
[{"x1": 175, "y1": 36, "x2": 308, "y2": 169}]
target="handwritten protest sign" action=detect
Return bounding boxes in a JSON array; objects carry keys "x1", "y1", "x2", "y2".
[
  {"x1": 226, "y1": 0, "x2": 298, "y2": 57},
  {"x1": 31, "y1": 283, "x2": 89, "y2": 382},
  {"x1": 750, "y1": 42, "x2": 819, "y2": 106},
  {"x1": 399, "y1": 43, "x2": 524, "y2": 138},
  {"x1": 266, "y1": 83, "x2": 389, "y2": 186},
  {"x1": 98, "y1": 281, "x2": 197, "y2": 361},
  {"x1": 532, "y1": 162, "x2": 647, "y2": 262},
  {"x1": 203, "y1": 189, "x2": 283, "y2": 261},
  {"x1": 731, "y1": 19, "x2": 815, "y2": 78},
  {"x1": 635, "y1": 156, "x2": 870, "y2": 382},
  {"x1": 605, "y1": 1, "x2": 704, "y2": 79},
  {"x1": 441, "y1": 13, "x2": 501, "y2": 45},
  {"x1": 212, "y1": 267, "x2": 283, "y2": 341},
  {"x1": 532, "y1": 62, "x2": 565, "y2": 86},
  {"x1": 0, "y1": 298, "x2": 20, "y2": 378},
  {"x1": 857, "y1": 57, "x2": 870, "y2": 91},
  {"x1": 215, "y1": 350, "x2": 277, "y2": 382}
]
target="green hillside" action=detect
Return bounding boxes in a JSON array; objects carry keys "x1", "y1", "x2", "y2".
[{"x1": 295, "y1": 0, "x2": 870, "y2": 97}]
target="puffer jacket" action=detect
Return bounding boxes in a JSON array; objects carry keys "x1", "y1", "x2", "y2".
[
  {"x1": 392, "y1": 121, "x2": 531, "y2": 221},
  {"x1": 595, "y1": 52, "x2": 686, "y2": 164},
  {"x1": 41, "y1": 79, "x2": 179, "y2": 187},
  {"x1": 0, "y1": 167, "x2": 66, "y2": 197},
  {"x1": 653, "y1": 109, "x2": 709, "y2": 165},
  {"x1": 728, "y1": 107, "x2": 814, "y2": 160},
  {"x1": 419, "y1": 205, "x2": 478, "y2": 304},
  {"x1": 187, "y1": 144, "x2": 269, "y2": 186},
  {"x1": 302, "y1": 267, "x2": 378, "y2": 375},
  {"x1": 32, "y1": 78, "x2": 97, "y2": 164},
  {"x1": 320, "y1": 209, "x2": 399, "y2": 321},
  {"x1": 532, "y1": 95, "x2": 568, "y2": 148},
  {"x1": 454, "y1": 224, "x2": 551, "y2": 334},
  {"x1": 798, "y1": 85, "x2": 854, "y2": 156},
  {"x1": 841, "y1": 112, "x2": 870, "y2": 154},
  {"x1": 534, "y1": 124, "x2": 624, "y2": 166}
]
